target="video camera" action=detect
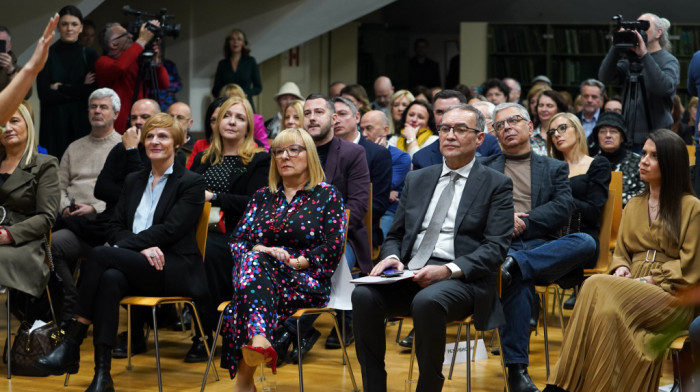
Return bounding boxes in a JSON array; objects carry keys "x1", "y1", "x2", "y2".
[
  {"x1": 123, "y1": 5, "x2": 180, "y2": 43},
  {"x1": 612, "y1": 14, "x2": 649, "y2": 48}
]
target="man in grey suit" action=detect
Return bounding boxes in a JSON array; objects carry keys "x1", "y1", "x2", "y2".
[
  {"x1": 353, "y1": 104, "x2": 514, "y2": 392},
  {"x1": 481, "y1": 103, "x2": 596, "y2": 392}
]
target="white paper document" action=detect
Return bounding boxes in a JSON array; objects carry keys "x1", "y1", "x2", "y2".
[{"x1": 350, "y1": 270, "x2": 415, "y2": 284}]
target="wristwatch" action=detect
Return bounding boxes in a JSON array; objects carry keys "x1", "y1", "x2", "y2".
[
  {"x1": 211, "y1": 192, "x2": 218, "y2": 201},
  {"x1": 405, "y1": 138, "x2": 416, "y2": 145}
]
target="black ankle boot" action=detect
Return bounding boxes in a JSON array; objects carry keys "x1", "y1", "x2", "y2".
[
  {"x1": 33, "y1": 318, "x2": 88, "y2": 375},
  {"x1": 86, "y1": 343, "x2": 115, "y2": 392}
]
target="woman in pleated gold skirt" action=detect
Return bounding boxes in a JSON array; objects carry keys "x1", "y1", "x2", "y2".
[{"x1": 544, "y1": 129, "x2": 700, "y2": 392}]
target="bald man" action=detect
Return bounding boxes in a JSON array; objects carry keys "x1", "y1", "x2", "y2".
[
  {"x1": 371, "y1": 76, "x2": 395, "y2": 116},
  {"x1": 168, "y1": 101, "x2": 195, "y2": 153}
]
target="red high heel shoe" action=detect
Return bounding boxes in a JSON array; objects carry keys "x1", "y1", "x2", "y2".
[{"x1": 241, "y1": 345, "x2": 278, "y2": 374}]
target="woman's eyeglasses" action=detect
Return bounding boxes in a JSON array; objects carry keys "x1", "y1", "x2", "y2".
[
  {"x1": 547, "y1": 123, "x2": 570, "y2": 138},
  {"x1": 271, "y1": 144, "x2": 306, "y2": 158}
]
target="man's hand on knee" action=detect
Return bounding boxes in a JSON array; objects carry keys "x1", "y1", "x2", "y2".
[{"x1": 412, "y1": 265, "x2": 451, "y2": 287}]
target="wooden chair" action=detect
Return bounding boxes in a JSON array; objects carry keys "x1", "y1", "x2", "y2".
[
  {"x1": 668, "y1": 332, "x2": 692, "y2": 392},
  {"x1": 119, "y1": 202, "x2": 216, "y2": 392},
  {"x1": 364, "y1": 183, "x2": 381, "y2": 260},
  {"x1": 687, "y1": 145, "x2": 695, "y2": 166},
  {"x1": 607, "y1": 171, "x2": 623, "y2": 252},
  {"x1": 537, "y1": 188, "x2": 616, "y2": 378}
]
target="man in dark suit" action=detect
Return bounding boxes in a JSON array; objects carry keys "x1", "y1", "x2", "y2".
[
  {"x1": 576, "y1": 79, "x2": 605, "y2": 138},
  {"x1": 353, "y1": 104, "x2": 513, "y2": 392},
  {"x1": 482, "y1": 103, "x2": 596, "y2": 392},
  {"x1": 274, "y1": 94, "x2": 371, "y2": 363},
  {"x1": 413, "y1": 90, "x2": 501, "y2": 170}
]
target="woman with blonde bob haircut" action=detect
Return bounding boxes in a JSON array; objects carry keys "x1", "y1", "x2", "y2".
[
  {"x1": 220, "y1": 127, "x2": 346, "y2": 389},
  {"x1": 139, "y1": 112, "x2": 185, "y2": 150}
]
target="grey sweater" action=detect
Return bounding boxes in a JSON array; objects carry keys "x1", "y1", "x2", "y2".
[{"x1": 598, "y1": 47, "x2": 680, "y2": 144}]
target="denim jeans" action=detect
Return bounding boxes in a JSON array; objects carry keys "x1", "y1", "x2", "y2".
[
  {"x1": 499, "y1": 233, "x2": 596, "y2": 365},
  {"x1": 380, "y1": 211, "x2": 395, "y2": 240}
]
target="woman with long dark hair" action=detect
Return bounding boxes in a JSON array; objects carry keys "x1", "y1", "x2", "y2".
[
  {"x1": 388, "y1": 99, "x2": 437, "y2": 158},
  {"x1": 544, "y1": 129, "x2": 700, "y2": 392}
]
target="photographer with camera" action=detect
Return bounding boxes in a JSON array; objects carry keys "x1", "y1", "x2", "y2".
[
  {"x1": 95, "y1": 20, "x2": 169, "y2": 134},
  {"x1": 598, "y1": 13, "x2": 679, "y2": 152}
]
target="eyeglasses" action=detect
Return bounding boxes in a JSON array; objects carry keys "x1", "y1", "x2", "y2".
[
  {"x1": 111, "y1": 32, "x2": 129, "y2": 42},
  {"x1": 493, "y1": 115, "x2": 526, "y2": 133},
  {"x1": 598, "y1": 128, "x2": 620, "y2": 136},
  {"x1": 438, "y1": 123, "x2": 480, "y2": 136},
  {"x1": 271, "y1": 144, "x2": 306, "y2": 158},
  {"x1": 547, "y1": 123, "x2": 570, "y2": 138}
]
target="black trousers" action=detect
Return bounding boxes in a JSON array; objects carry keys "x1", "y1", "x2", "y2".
[
  {"x1": 352, "y1": 277, "x2": 476, "y2": 392},
  {"x1": 76, "y1": 246, "x2": 209, "y2": 347}
]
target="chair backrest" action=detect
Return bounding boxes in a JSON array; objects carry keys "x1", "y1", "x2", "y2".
[
  {"x1": 344, "y1": 209, "x2": 350, "y2": 252},
  {"x1": 363, "y1": 183, "x2": 373, "y2": 254},
  {"x1": 585, "y1": 188, "x2": 615, "y2": 275},
  {"x1": 608, "y1": 171, "x2": 623, "y2": 251},
  {"x1": 196, "y1": 202, "x2": 211, "y2": 261},
  {"x1": 687, "y1": 145, "x2": 695, "y2": 166}
]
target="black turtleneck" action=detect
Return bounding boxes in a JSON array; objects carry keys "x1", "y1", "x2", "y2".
[
  {"x1": 599, "y1": 145, "x2": 626, "y2": 166},
  {"x1": 316, "y1": 140, "x2": 332, "y2": 170}
]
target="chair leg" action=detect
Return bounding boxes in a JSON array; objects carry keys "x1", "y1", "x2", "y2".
[
  {"x1": 466, "y1": 323, "x2": 471, "y2": 392},
  {"x1": 189, "y1": 301, "x2": 218, "y2": 380},
  {"x1": 152, "y1": 306, "x2": 163, "y2": 392},
  {"x1": 200, "y1": 309, "x2": 226, "y2": 392},
  {"x1": 126, "y1": 304, "x2": 133, "y2": 370},
  {"x1": 408, "y1": 330, "x2": 416, "y2": 381},
  {"x1": 449, "y1": 323, "x2": 462, "y2": 380},
  {"x1": 297, "y1": 317, "x2": 305, "y2": 392},
  {"x1": 6, "y1": 289, "x2": 10, "y2": 379},
  {"x1": 495, "y1": 329, "x2": 509, "y2": 392},
  {"x1": 540, "y1": 293, "x2": 550, "y2": 379},
  {"x1": 329, "y1": 311, "x2": 359, "y2": 392},
  {"x1": 555, "y1": 287, "x2": 566, "y2": 331}
]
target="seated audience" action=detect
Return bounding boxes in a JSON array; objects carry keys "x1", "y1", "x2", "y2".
[
  {"x1": 604, "y1": 96, "x2": 623, "y2": 114},
  {"x1": 353, "y1": 104, "x2": 513, "y2": 391},
  {"x1": 389, "y1": 99, "x2": 437, "y2": 158},
  {"x1": 340, "y1": 84, "x2": 371, "y2": 116},
  {"x1": 483, "y1": 78, "x2": 510, "y2": 105},
  {"x1": 546, "y1": 113, "x2": 610, "y2": 265},
  {"x1": 388, "y1": 89, "x2": 415, "y2": 136},
  {"x1": 371, "y1": 76, "x2": 394, "y2": 115},
  {"x1": 588, "y1": 111, "x2": 644, "y2": 206},
  {"x1": 186, "y1": 97, "x2": 227, "y2": 168},
  {"x1": 678, "y1": 97, "x2": 697, "y2": 144},
  {"x1": 265, "y1": 82, "x2": 303, "y2": 139},
  {"x1": 34, "y1": 113, "x2": 210, "y2": 392},
  {"x1": 526, "y1": 84, "x2": 551, "y2": 124},
  {"x1": 188, "y1": 96, "x2": 270, "y2": 361},
  {"x1": 218, "y1": 83, "x2": 270, "y2": 151},
  {"x1": 544, "y1": 129, "x2": 700, "y2": 392},
  {"x1": 482, "y1": 103, "x2": 597, "y2": 392},
  {"x1": 219, "y1": 128, "x2": 346, "y2": 390},
  {"x1": 533, "y1": 90, "x2": 569, "y2": 156},
  {"x1": 0, "y1": 101, "x2": 59, "y2": 297},
  {"x1": 576, "y1": 79, "x2": 605, "y2": 138},
  {"x1": 283, "y1": 99, "x2": 304, "y2": 130},
  {"x1": 167, "y1": 102, "x2": 196, "y2": 156},
  {"x1": 360, "y1": 110, "x2": 410, "y2": 239}
]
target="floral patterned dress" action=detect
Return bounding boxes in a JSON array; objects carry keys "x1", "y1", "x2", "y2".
[{"x1": 220, "y1": 182, "x2": 346, "y2": 377}]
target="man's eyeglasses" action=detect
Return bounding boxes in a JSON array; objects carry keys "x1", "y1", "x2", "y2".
[
  {"x1": 437, "y1": 123, "x2": 480, "y2": 136},
  {"x1": 271, "y1": 144, "x2": 306, "y2": 158},
  {"x1": 547, "y1": 123, "x2": 570, "y2": 138},
  {"x1": 111, "y1": 32, "x2": 129, "y2": 42},
  {"x1": 493, "y1": 115, "x2": 526, "y2": 133}
]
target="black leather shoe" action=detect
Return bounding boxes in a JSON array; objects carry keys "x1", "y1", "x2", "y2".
[
  {"x1": 325, "y1": 327, "x2": 354, "y2": 349},
  {"x1": 271, "y1": 328, "x2": 294, "y2": 366},
  {"x1": 184, "y1": 336, "x2": 213, "y2": 363},
  {"x1": 86, "y1": 343, "x2": 115, "y2": 392},
  {"x1": 563, "y1": 292, "x2": 576, "y2": 310},
  {"x1": 542, "y1": 385, "x2": 568, "y2": 392},
  {"x1": 501, "y1": 256, "x2": 519, "y2": 290},
  {"x1": 289, "y1": 328, "x2": 321, "y2": 364},
  {"x1": 507, "y1": 364, "x2": 540, "y2": 392},
  {"x1": 33, "y1": 318, "x2": 88, "y2": 375},
  {"x1": 112, "y1": 331, "x2": 147, "y2": 359},
  {"x1": 398, "y1": 329, "x2": 414, "y2": 348}
]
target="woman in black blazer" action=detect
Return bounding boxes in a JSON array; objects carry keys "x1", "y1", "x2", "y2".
[
  {"x1": 186, "y1": 96, "x2": 269, "y2": 361},
  {"x1": 34, "y1": 113, "x2": 208, "y2": 392}
]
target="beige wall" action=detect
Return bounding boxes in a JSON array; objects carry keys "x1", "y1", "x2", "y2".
[{"x1": 459, "y1": 22, "x2": 488, "y2": 88}]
